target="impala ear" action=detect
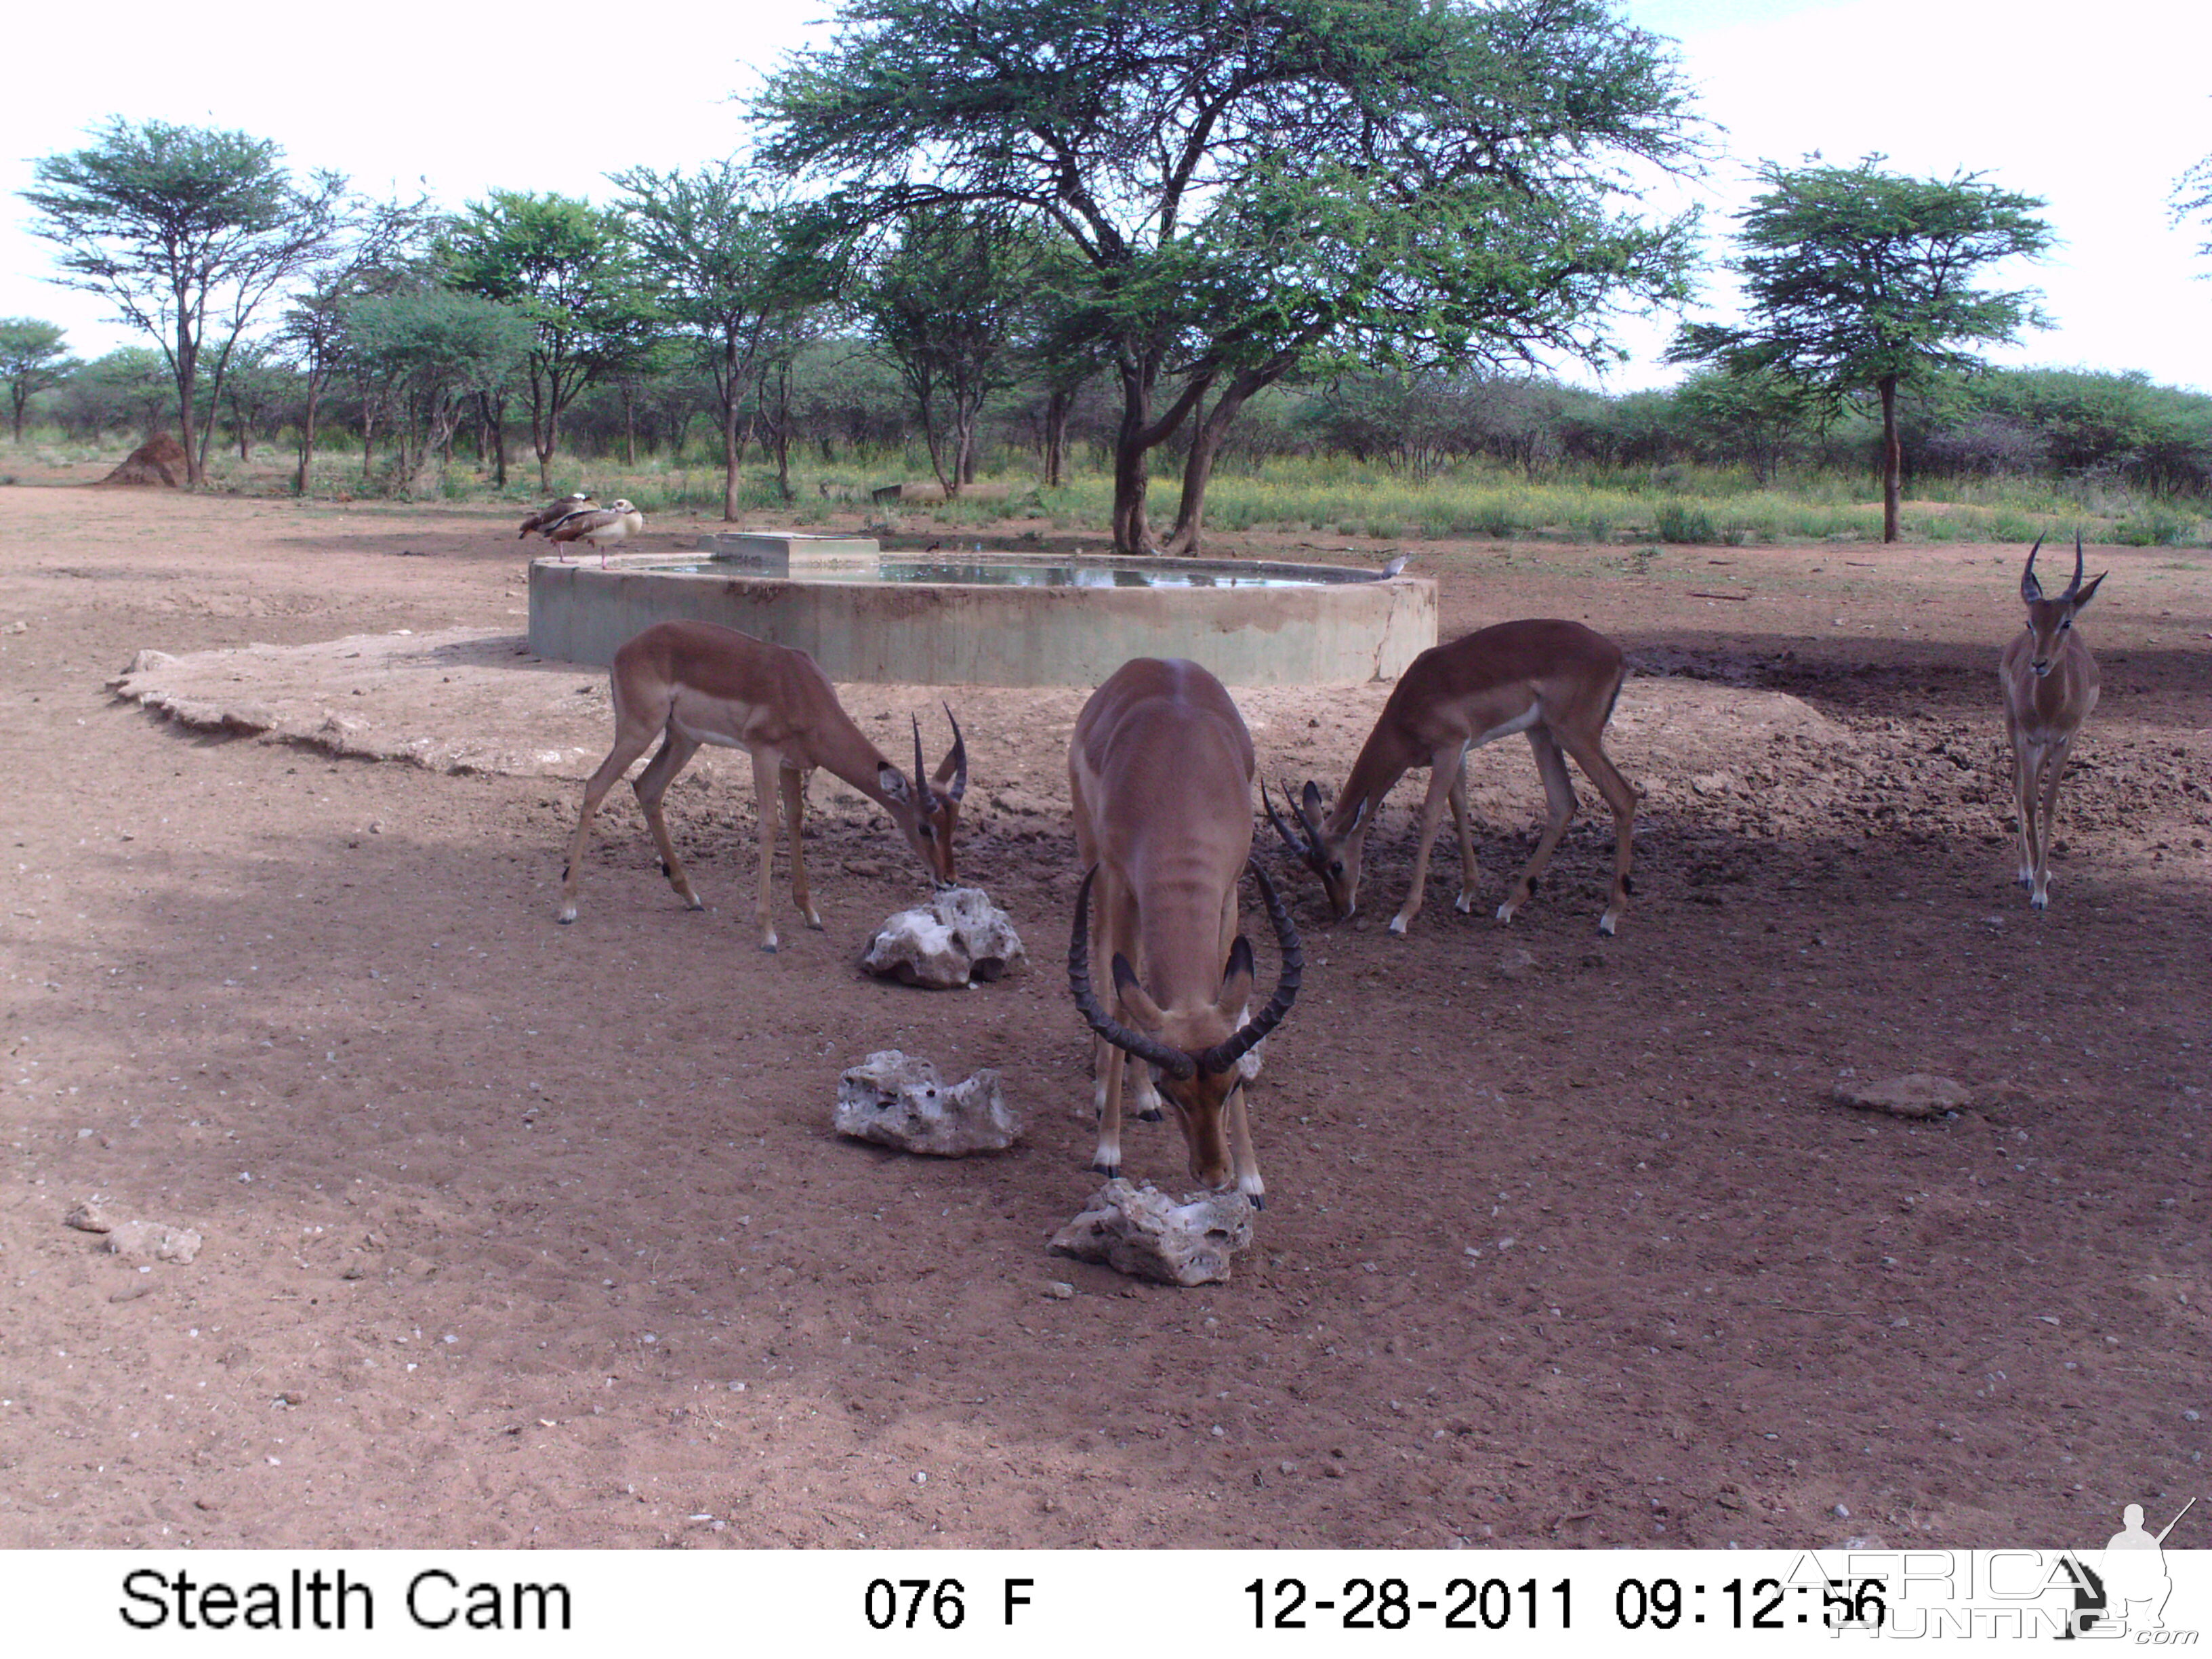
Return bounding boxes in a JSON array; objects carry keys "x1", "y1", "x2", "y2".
[
  {"x1": 1300, "y1": 779, "x2": 1325, "y2": 821},
  {"x1": 877, "y1": 762, "x2": 912, "y2": 804},
  {"x1": 2072, "y1": 569, "x2": 2108, "y2": 613},
  {"x1": 1347, "y1": 796, "x2": 1369, "y2": 835},
  {"x1": 1111, "y1": 954, "x2": 1166, "y2": 1027},
  {"x1": 1216, "y1": 934, "x2": 1256, "y2": 1017},
  {"x1": 935, "y1": 703, "x2": 968, "y2": 800}
]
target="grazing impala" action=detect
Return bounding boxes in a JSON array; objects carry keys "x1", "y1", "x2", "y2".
[
  {"x1": 1067, "y1": 659, "x2": 1303, "y2": 1205},
  {"x1": 2001, "y1": 535, "x2": 2106, "y2": 910},
  {"x1": 558, "y1": 619, "x2": 966, "y2": 950},
  {"x1": 1270, "y1": 618, "x2": 1638, "y2": 936}
]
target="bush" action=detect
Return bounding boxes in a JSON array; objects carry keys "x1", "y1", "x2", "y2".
[{"x1": 1655, "y1": 502, "x2": 1717, "y2": 544}]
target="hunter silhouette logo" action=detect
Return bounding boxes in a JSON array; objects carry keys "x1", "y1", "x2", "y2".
[{"x1": 2088, "y1": 1498, "x2": 2196, "y2": 1636}]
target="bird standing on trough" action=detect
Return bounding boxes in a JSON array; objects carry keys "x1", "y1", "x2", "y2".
[
  {"x1": 548, "y1": 499, "x2": 644, "y2": 567},
  {"x1": 518, "y1": 493, "x2": 594, "y2": 539},
  {"x1": 1381, "y1": 552, "x2": 1410, "y2": 578}
]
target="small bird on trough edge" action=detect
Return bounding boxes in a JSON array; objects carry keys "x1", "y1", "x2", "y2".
[{"x1": 1381, "y1": 552, "x2": 1410, "y2": 577}]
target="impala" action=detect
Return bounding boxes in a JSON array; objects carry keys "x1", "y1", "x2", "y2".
[
  {"x1": 1270, "y1": 618, "x2": 1638, "y2": 937},
  {"x1": 2001, "y1": 535, "x2": 2106, "y2": 910},
  {"x1": 558, "y1": 619, "x2": 966, "y2": 950},
  {"x1": 1067, "y1": 659, "x2": 1303, "y2": 1205}
]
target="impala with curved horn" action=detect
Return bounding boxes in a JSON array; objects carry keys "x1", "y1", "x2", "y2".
[
  {"x1": 2001, "y1": 535, "x2": 2106, "y2": 910},
  {"x1": 558, "y1": 619, "x2": 966, "y2": 950},
  {"x1": 1269, "y1": 618, "x2": 1638, "y2": 937},
  {"x1": 1067, "y1": 659, "x2": 1303, "y2": 1204}
]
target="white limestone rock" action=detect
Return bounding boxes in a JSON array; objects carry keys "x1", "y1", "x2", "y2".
[
  {"x1": 861, "y1": 886, "x2": 1026, "y2": 989},
  {"x1": 1048, "y1": 1179, "x2": 1254, "y2": 1287},
  {"x1": 834, "y1": 1050, "x2": 1020, "y2": 1156}
]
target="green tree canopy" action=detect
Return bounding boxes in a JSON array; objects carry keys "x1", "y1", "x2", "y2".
[
  {"x1": 858, "y1": 209, "x2": 1040, "y2": 497},
  {"x1": 758, "y1": 0, "x2": 1704, "y2": 553},
  {"x1": 441, "y1": 191, "x2": 661, "y2": 491},
  {"x1": 1668, "y1": 155, "x2": 2052, "y2": 540},
  {"x1": 609, "y1": 161, "x2": 816, "y2": 518},
  {"x1": 0, "y1": 319, "x2": 82, "y2": 443},
  {"x1": 344, "y1": 289, "x2": 533, "y2": 497},
  {"x1": 20, "y1": 119, "x2": 349, "y2": 485}
]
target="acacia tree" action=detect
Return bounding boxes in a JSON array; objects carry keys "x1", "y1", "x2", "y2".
[
  {"x1": 609, "y1": 162, "x2": 808, "y2": 518},
  {"x1": 2175, "y1": 150, "x2": 2212, "y2": 266},
  {"x1": 278, "y1": 195, "x2": 435, "y2": 493},
  {"x1": 21, "y1": 119, "x2": 348, "y2": 485},
  {"x1": 0, "y1": 319, "x2": 81, "y2": 443},
  {"x1": 1668, "y1": 156, "x2": 2052, "y2": 542},
  {"x1": 759, "y1": 0, "x2": 1702, "y2": 554},
  {"x1": 344, "y1": 289, "x2": 532, "y2": 497},
  {"x1": 441, "y1": 192, "x2": 661, "y2": 491},
  {"x1": 859, "y1": 209, "x2": 1036, "y2": 495}
]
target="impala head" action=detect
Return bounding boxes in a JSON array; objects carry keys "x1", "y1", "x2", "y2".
[
  {"x1": 2019, "y1": 534, "x2": 2107, "y2": 678},
  {"x1": 1069, "y1": 862, "x2": 1302, "y2": 1193},
  {"x1": 1265, "y1": 780, "x2": 1369, "y2": 919},
  {"x1": 874, "y1": 705, "x2": 968, "y2": 888}
]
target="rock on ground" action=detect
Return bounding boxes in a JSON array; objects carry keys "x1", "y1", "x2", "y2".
[
  {"x1": 1834, "y1": 1074, "x2": 1970, "y2": 1120},
  {"x1": 834, "y1": 1050, "x2": 1020, "y2": 1156},
  {"x1": 1049, "y1": 1179, "x2": 1254, "y2": 1287},
  {"x1": 104, "y1": 1221, "x2": 203, "y2": 1264},
  {"x1": 861, "y1": 886, "x2": 1027, "y2": 989}
]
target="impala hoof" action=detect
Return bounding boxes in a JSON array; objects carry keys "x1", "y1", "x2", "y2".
[
  {"x1": 804, "y1": 910, "x2": 825, "y2": 930},
  {"x1": 1495, "y1": 901, "x2": 1518, "y2": 924},
  {"x1": 1386, "y1": 914, "x2": 1410, "y2": 937},
  {"x1": 760, "y1": 938, "x2": 779, "y2": 953},
  {"x1": 1597, "y1": 912, "x2": 1618, "y2": 937},
  {"x1": 1137, "y1": 1107, "x2": 1164, "y2": 1124},
  {"x1": 555, "y1": 908, "x2": 577, "y2": 925},
  {"x1": 1454, "y1": 892, "x2": 1475, "y2": 914},
  {"x1": 1090, "y1": 1159, "x2": 1120, "y2": 1179}
]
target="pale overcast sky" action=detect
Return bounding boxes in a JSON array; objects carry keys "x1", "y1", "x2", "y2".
[{"x1": 1, "y1": 0, "x2": 2205, "y2": 392}]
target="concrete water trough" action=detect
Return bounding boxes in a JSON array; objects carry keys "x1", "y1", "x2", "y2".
[{"x1": 528, "y1": 533, "x2": 1436, "y2": 687}]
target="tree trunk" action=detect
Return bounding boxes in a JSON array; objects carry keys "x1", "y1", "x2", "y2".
[
  {"x1": 174, "y1": 312, "x2": 203, "y2": 489},
  {"x1": 722, "y1": 394, "x2": 741, "y2": 522},
  {"x1": 621, "y1": 384, "x2": 636, "y2": 466},
  {"x1": 12, "y1": 390, "x2": 28, "y2": 444},
  {"x1": 1110, "y1": 359, "x2": 1155, "y2": 554},
  {"x1": 1162, "y1": 373, "x2": 1262, "y2": 556},
  {"x1": 295, "y1": 374, "x2": 323, "y2": 495},
  {"x1": 1879, "y1": 374, "x2": 1901, "y2": 544},
  {"x1": 1044, "y1": 388, "x2": 1070, "y2": 489}
]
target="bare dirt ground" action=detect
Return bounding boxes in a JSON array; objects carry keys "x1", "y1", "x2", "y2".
[{"x1": 1, "y1": 471, "x2": 2207, "y2": 1551}]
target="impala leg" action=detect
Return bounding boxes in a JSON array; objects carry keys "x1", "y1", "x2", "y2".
[
  {"x1": 1448, "y1": 752, "x2": 1481, "y2": 914},
  {"x1": 557, "y1": 718, "x2": 661, "y2": 924},
  {"x1": 1389, "y1": 747, "x2": 1464, "y2": 937},
  {"x1": 2011, "y1": 735, "x2": 2042, "y2": 890},
  {"x1": 1091, "y1": 1040, "x2": 1126, "y2": 1178},
  {"x1": 2030, "y1": 739, "x2": 2072, "y2": 911},
  {"x1": 632, "y1": 731, "x2": 705, "y2": 913},
  {"x1": 750, "y1": 750, "x2": 782, "y2": 951},
  {"x1": 1559, "y1": 730, "x2": 1639, "y2": 937},
  {"x1": 1499, "y1": 728, "x2": 1578, "y2": 925},
  {"x1": 1227, "y1": 1082, "x2": 1265, "y2": 1208},
  {"x1": 780, "y1": 766, "x2": 823, "y2": 930}
]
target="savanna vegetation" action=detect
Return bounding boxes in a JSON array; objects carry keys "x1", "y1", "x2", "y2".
[{"x1": 6, "y1": 0, "x2": 2209, "y2": 549}]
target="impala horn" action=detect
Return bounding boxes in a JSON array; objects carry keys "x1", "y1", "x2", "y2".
[
  {"x1": 1194, "y1": 862, "x2": 1305, "y2": 1076},
  {"x1": 2020, "y1": 535, "x2": 2046, "y2": 604},
  {"x1": 1069, "y1": 865, "x2": 1197, "y2": 1080},
  {"x1": 2065, "y1": 533, "x2": 2085, "y2": 600},
  {"x1": 1264, "y1": 781, "x2": 1317, "y2": 864},
  {"x1": 941, "y1": 703, "x2": 968, "y2": 800}
]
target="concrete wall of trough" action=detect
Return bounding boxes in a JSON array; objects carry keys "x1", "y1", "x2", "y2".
[{"x1": 527, "y1": 557, "x2": 1437, "y2": 687}]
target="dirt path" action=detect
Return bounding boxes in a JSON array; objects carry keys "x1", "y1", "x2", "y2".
[{"x1": 1, "y1": 482, "x2": 2206, "y2": 1549}]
